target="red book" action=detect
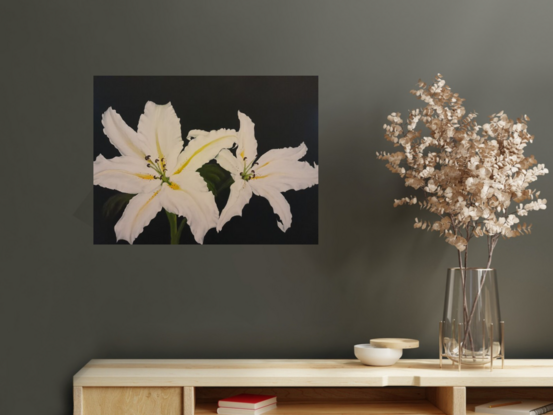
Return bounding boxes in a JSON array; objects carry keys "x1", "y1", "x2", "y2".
[{"x1": 218, "y1": 394, "x2": 277, "y2": 410}]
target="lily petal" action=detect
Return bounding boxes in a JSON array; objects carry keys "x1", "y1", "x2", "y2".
[
  {"x1": 249, "y1": 182, "x2": 292, "y2": 232},
  {"x1": 173, "y1": 129, "x2": 236, "y2": 176},
  {"x1": 216, "y1": 149, "x2": 242, "y2": 174},
  {"x1": 114, "y1": 190, "x2": 163, "y2": 244},
  {"x1": 253, "y1": 158, "x2": 318, "y2": 193},
  {"x1": 138, "y1": 102, "x2": 183, "y2": 173},
  {"x1": 161, "y1": 172, "x2": 219, "y2": 244},
  {"x1": 216, "y1": 178, "x2": 253, "y2": 232},
  {"x1": 255, "y1": 142, "x2": 308, "y2": 166},
  {"x1": 186, "y1": 129, "x2": 208, "y2": 141},
  {"x1": 102, "y1": 107, "x2": 148, "y2": 159},
  {"x1": 236, "y1": 111, "x2": 258, "y2": 162},
  {"x1": 94, "y1": 154, "x2": 162, "y2": 194}
]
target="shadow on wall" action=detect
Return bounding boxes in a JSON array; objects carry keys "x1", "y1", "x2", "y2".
[
  {"x1": 294, "y1": 105, "x2": 452, "y2": 354},
  {"x1": 304, "y1": 105, "x2": 450, "y2": 275},
  {"x1": 74, "y1": 191, "x2": 93, "y2": 227}
]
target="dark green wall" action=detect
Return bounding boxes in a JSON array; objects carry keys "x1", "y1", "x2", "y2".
[{"x1": 2, "y1": 1, "x2": 552, "y2": 413}]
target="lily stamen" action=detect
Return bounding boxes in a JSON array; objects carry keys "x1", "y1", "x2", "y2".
[{"x1": 145, "y1": 155, "x2": 173, "y2": 185}]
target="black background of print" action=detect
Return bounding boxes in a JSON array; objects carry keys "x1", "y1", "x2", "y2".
[{"x1": 94, "y1": 76, "x2": 318, "y2": 244}]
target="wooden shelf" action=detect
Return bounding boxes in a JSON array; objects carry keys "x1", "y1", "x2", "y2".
[
  {"x1": 465, "y1": 387, "x2": 553, "y2": 415},
  {"x1": 72, "y1": 359, "x2": 553, "y2": 415},
  {"x1": 194, "y1": 386, "x2": 454, "y2": 415},
  {"x1": 196, "y1": 401, "x2": 444, "y2": 414},
  {"x1": 73, "y1": 359, "x2": 553, "y2": 387}
]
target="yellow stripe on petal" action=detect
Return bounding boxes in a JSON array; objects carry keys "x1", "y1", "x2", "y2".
[
  {"x1": 135, "y1": 173, "x2": 156, "y2": 180},
  {"x1": 155, "y1": 131, "x2": 164, "y2": 161},
  {"x1": 133, "y1": 190, "x2": 160, "y2": 228},
  {"x1": 174, "y1": 135, "x2": 234, "y2": 175},
  {"x1": 169, "y1": 182, "x2": 180, "y2": 190}
]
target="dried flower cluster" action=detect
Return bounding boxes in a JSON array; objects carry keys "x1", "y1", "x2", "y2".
[{"x1": 378, "y1": 74, "x2": 548, "y2": 268}]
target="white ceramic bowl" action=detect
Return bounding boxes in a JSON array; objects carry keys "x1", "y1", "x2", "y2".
[{"x1": 354, "y1": 344, "x2": 403, "y2": 366}]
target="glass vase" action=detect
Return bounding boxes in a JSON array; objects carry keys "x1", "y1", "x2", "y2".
[{"x1": 441, "y1": 268, "x2": 504, "y2": 366}]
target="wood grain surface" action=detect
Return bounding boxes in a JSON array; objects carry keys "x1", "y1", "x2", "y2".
[
  {"x1": 427, "y1": 387, "x2": 466, "y2": 415},
  {"x1": 196, "y1": 402, "x2": 442, "y2": 414},
  {"x1": 466, "y1": 387, "x2": 553, "y2": 403},
  {"x1": 73, "y1": 387, "x2": 83, "y2": 415},
  {"x1": 73, "y1": 359, "x2": 553, "y2": 387},
  {"x1": 82, "y1": 387, "x2": 182, "y2": 415},
  {"x1": 196, "y1": 387, "x2": 427, "y2": 403}
]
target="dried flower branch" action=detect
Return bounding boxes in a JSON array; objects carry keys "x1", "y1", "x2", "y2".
[{"x1": 378, "y1": 74, "x2": 548, "y2": 268}]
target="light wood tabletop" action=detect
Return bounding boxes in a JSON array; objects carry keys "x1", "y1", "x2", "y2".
[{"x1": 74, "y1": 359, "x2": 553, "y2": 387}]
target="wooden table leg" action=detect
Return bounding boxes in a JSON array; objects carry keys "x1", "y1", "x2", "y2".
[
  {"x1": 427, "y1": 386, "x2": 466, "y2": 415},
  {"x1": 184, "y1": 387, "x2": 195, "y2": 415},
  {"x1": 74, "y1": 387, "x2": 83, "y2": 415}
]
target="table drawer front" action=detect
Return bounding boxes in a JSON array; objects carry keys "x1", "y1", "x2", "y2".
[{"x1": 82, "y1": 387, "x2": 182, "y2": 415}]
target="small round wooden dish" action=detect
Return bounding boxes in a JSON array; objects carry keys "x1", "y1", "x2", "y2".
[{"x1": 370, "y1": 338, "x2": 419, "y2": 350}]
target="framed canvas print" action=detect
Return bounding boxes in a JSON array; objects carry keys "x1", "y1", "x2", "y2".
[{"x1": 93, "y1": 76, "x2": 318, "y2": 244}]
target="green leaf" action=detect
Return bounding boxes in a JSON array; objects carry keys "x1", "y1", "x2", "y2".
[
  {"x1": 197, "y1": 162, "x2": 234, "y2": 196},
  {"x1": 103, "y1": 193, "x2": 135, "y2": 219}
]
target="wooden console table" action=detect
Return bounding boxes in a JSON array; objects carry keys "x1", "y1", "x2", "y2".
[{"x1": 73, "y1": 359, "x2": 553, "y2": 415}]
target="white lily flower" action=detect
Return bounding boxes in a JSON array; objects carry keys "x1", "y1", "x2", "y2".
[
  {"x1": 94, "y1": 101, "x2": 235, "y2": 244},
  {"x1": 214, "y1": 111, "x2": 318, "y2": 232}
]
